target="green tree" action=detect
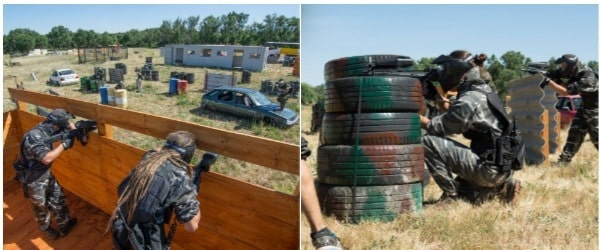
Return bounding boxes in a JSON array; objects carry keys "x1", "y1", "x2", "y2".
[
  {"x1": 198, "y1": 16, "x2": 221, "y2": 44},
  {"x1": 73, "y1": 29, "x2": 99, "y2": 48},
  {"x1": 172, "y1": 18, "x2": 186, "y2": 44},
  {"x1": 301, "y1": 83, "x2": 317, "y2": 105},
  {"x1": 158, "y1": 20, "x2": 173, "y2": 46},
  {"x1": 500, "y1": 51, "x2": 528, "y2": 71},
  {"x1": 587, "y1": 61, "x2": 598, "y2": 72},
  {"x1": 98, "y1": 32, "x2": 117, "y2": 47},
  {"x1": 415, "y1": 57, "x2": 435, "y2": 71},
  {"x1": 47, "y1": 25, "x2": 73, "y2": 49},
  {"x1": 186, "y1": 15, "x2": 201, "y2": 44},
  {"x1": 220, "y1": 12, "x2": 249, "y2": 45},
  {"x1": 4, "y1": 28, "x2": 44, "y2": 54}
]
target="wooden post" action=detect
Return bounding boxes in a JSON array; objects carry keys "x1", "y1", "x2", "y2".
[
  {"x1": 97, "y1": 122, "x2": 113, "y2": 139},
  {"x1": 16, "y1": 100, "x2": 27, "y2": 111},
  {"x1": 541, "y1": 109, "x2": 550, "y2": 166}
]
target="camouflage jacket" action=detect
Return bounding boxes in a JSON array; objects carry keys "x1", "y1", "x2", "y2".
[
  {"x1": 425, "y1": 79, "x2": 505, "y2": 151},
  {"x1": 116, "y1": 151, "x2": 199, "y2": 248},
  {"x1": 566, "y1": 66, "x2": 598, "y2": 109}
]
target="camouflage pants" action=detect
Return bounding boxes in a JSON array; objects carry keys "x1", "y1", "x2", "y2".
[
  {"x1": 277, "y1": 95, "x2": 289, "y2": 109},
  {"x1": 422, "y1": 134, "x2": 512, "y2": 195},
  {"x1": 26, "y1": 170, "x2": 71, "y2": 231},
  {"x1": 559, "y1": 107, "x2": 599, "y2": 162}
]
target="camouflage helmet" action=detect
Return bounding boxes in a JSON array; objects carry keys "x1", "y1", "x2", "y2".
[
  {"x1": 555, "y1": 54, "x2": 581, "y2": 78},
  {"x1": 164, "y1": 131, "x2": 196, "y2": 164},
  {"x1": 432, "y1": 50, "x2": 474, "y2": 92},
  {"x1": 46, "y1": 109, "x2": 71, "y2": 131}
]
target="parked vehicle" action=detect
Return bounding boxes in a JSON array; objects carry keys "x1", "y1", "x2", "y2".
[
  {"x1": 555, "y1": 95, "x2": 582, "y2": 127},
  {"x1": 49, "y1": 69, "x2": 79, "y2": 86},
  {"x1": 201, "y1": 86, "x2": 299, "y2": 127}
]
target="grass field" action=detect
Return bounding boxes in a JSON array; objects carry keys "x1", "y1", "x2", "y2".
[
  {"x1": 300, "y1": 104, "x2": 598, "y2": 249},
  {"x1": 3, "y1": 49, "x2": 300, "y2": 194}
]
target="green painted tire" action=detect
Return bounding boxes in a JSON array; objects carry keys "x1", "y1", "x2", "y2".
[
  {"x1": 317, "y1": 183, "x2": 423, "y2": 223},
  {"x1": 324, "y1": 76, "x2": 422, "y2": 113},
  {"x1": 317, "y1": 144, "x2": 424, "y2": 186},
  {"x1": 320, "y1": 112, "x2": 421, "y2": 146}
]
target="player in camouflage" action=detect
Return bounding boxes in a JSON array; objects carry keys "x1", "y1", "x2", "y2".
[
  {"x1": 18, "y1": 109, "x2": 78, "y2": 239},
  {"x1": 109, "y1": 131, "x2": 201, "y2": 249},
  {"x1": 543, "y1": 54, "x2": 598, "y2": 165},
  {"x1": 301, "y1": 137, "x2": 342, "y2": 250},
  {"x1": 276, "y1": 79, "x2": 293, "y2": 110},
  {"x1": 419, "y1": 50, "x2": 521, "y2": 205},
  {"x1": 311, "y1": 99, "x2": 325, "y2": 134}
]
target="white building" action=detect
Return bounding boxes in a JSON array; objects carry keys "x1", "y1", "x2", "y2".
[{"x1": 161, "y1": 44, "x2": 269, "y2": 71}]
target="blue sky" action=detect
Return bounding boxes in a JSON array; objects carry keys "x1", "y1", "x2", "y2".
[
  {"x1": 301, "y1": 4, "x2": 599, "y2": 86},
  {"x1": 3, "y1": 4, "x2": 300, "y2": 35}
]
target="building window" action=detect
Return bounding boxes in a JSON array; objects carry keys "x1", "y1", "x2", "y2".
[
  {"x1": 187, "y1": 50, "x2": 196, "y2": 55},
  {"x1": 250, "y1": 53, "x2": 260, "y2": 59},
  {"x1": 217, "y1": 51, "x2": 228, "y2": 56},
  {"x1": 201, "y1": 49, "x2": 212, "y2": 57}
]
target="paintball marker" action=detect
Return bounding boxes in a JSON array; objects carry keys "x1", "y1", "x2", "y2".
[
  {"x1": 521, "y1": 62, "x2": 562, "y2": 89},
  {"x1": 192, "y1": 152, "x2": 219, "y2": 192},
  {"x1": 44, "y1": 120, "x2": 98, "y2": 146}
]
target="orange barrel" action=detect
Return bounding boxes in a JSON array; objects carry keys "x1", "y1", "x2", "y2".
[{"x1": 177, "y1": 80, "x2": 188, "y2": 94}]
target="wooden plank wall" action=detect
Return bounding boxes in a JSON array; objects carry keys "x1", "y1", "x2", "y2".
[
  {"x1": 3, "y1": 111, "x2": 22, "y2": 183},
  {"x1": 4, "y1": 88, "x2": 300, "y2": 249}
]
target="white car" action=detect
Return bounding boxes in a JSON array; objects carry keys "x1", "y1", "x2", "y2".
[{"x1": 49, "y1": 69, "x2": 79, "y2": 86}]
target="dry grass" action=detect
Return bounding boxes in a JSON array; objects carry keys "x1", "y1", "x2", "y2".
[
  {"x1": 3, "y1": 49, "x2": 299, "y2": 194},
  {"x1": 300, "y1": 105, "x2": 598, "y2": 249}
]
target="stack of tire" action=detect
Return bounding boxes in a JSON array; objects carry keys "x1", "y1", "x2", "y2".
[
  {"x1": 115, "y1": 63, "x2": 127, "y2": 75},
  {"x1": 316, "y1": 55, "x2": 425, "y2": 223}
]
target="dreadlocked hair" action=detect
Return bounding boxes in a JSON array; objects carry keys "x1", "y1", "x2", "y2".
[{"x1": 105, "y1": 148, "x2": 193, "y2": 233}]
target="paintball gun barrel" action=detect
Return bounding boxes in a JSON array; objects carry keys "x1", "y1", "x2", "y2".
[
  {"x1": 44, "y1": 120, "x2": 98, "y2": 146},
  {"x1": 192, "y1": 152, "x2": 219, "y2": 192}
]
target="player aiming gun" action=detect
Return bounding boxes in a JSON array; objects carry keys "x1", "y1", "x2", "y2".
[
  {"x1": 44, "y1": 120, "x2": 98, "y2": 146},
  {"x1": 521, "y1": 62, "x2": 563, "y2": 89},
  {"x1": 163, "y1": 152, "x2": 218, "y2": 249}
]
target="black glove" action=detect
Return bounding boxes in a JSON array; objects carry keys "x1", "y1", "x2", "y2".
[
  {"x1": 540, "y1": 77, "x2": 551, "y2": 89},
  {"x1": 61, "y1": 138, "x2": 74, "y2": 149},
  {"x1": 192, "y1": 152, "x2": 219, "y2": 192}
]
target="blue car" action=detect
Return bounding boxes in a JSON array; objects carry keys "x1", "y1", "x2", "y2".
[{"x1": 201, "y1": 86, "x2": 299, "y2": 127}]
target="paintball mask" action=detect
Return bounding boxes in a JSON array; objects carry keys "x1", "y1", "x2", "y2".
[
  {"x1": 164, "y1": 131, "x2": 197, "y2": 164},
  {"x1": 432, "y1": 53, "x2": 474, "y2": 92},
  {"x1": 46, "y1": 109, "x2": 72, "y2": 133},
  {"x1": 555, "y1": 54, "x2": 580, "y2": 78}
]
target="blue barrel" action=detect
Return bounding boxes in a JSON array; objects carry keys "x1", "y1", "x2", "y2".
[
  {"x1": 100, "y1": 86, "x2": 109, "y2": 104},
  {"x1": 169, "y1": 78, "x2": 179, "y2": 95}
]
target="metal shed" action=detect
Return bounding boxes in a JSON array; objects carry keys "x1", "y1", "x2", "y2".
[{"x1": 161, "y1": 44, "x2": 268, "y2": 71}]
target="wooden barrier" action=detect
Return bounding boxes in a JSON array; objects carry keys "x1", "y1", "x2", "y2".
[{"x1": 4, "y1": 88, "x2": 300, "y2": 249}]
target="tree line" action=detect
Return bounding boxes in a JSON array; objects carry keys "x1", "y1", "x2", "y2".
[
  {"x1": 301, "y1": 51, "x2": 599, "y2": 105},
  {"x1": 3, "y1": 12, "x2": 299, "y2": 55}
]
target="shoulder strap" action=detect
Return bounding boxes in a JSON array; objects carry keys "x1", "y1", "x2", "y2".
[{"x1": 467, "y1": 87, "x2": 512, "y2": 135}]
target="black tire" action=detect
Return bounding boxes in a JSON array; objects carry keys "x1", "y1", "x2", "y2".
[
  {"x1": 317, "y1": 144, "x2": 424, "y2": 186},
  {"x1": 320, "y1": 112, "x2": 421, "y2": 145},
  {"x1": 324, "y1": 55, "x2": 414, "y2": 81},
  {"x1": 324, "y1": 76, "x2": 422, "y2": 113},
  {"x1": 317, "y1": 183, "x2": 423, "y2": 223}
]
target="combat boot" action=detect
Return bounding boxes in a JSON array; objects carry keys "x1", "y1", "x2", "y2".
[
  {"x1": 554, "y1": 154, "x2": 572, "y2": 167},
  {"x1": 42, "y1": 227, "x2": 59, "y2": 240},
  {"x1": 311, "y1": 227, "x2": 342, "y2": 250},
  {"x1": 497, "y1": 178, "x2": 521, "y2": 205},
  {"x1": 59, "y1": 218, "x2": 78, "y2": 237}
]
